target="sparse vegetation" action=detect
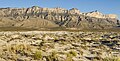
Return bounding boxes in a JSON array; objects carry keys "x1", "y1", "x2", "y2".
[
  {"x1": 0, "y1": 31, "x2": 120, "y2": 61},
  {"x1": 45, "y1": 51, "x2": 59, "y2": 61},
  {"x1": 69, "y1": 50, "x2": 77, "y2": 57},
  {"x1": 34, "y1": 50, "x2": 43, "y2": 60},
  {"x1": 103, "y1": 57, "x2": 120, "y2": 61}
]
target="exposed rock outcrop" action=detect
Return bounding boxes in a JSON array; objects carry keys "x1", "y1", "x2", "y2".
[
  {"x1": 0, "y1": 6, "x2": 119, "y2": 29},
  {"x1": 83, "y1": 10, "x2": 118, "y2": 19}
]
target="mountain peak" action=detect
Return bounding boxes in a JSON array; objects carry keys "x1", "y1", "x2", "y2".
[{"x1": 70, "y1": 8, "x2": 79, "y2": 10}]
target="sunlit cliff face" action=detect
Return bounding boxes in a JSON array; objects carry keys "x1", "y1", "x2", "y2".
[
  {"x1": 0, "y1": 6, "x2": 119, "y2": 29},
  {"x1": 0, "y1": 6, "x2": 117, "y2": 19},
  {"x1": 83, "y1": 11, "x2": 118, "y2": 19}
]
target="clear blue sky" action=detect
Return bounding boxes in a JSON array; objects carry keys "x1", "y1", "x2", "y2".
[{"x1": 0, "y1": 0, "x2": 119, "y2": 19}]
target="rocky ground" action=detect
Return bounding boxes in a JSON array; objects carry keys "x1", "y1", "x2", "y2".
[{"x1": 0, "y1": 31, "x2": 120, "y2": 61}]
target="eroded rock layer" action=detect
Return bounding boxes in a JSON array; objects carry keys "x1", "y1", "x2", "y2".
[{"x1": 0, "y1": 6, "x2": 119, "y2": 29}]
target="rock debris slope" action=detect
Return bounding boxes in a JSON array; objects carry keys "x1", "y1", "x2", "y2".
[{"x1": 0, "y1": 6, "x2": 119, "y2": 29}]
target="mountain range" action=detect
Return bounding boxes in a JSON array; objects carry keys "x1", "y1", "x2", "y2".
[{"x1": 0, "y1": 6, "x2": 119, "y2": 30}]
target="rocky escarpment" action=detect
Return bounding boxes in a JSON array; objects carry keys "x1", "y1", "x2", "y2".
[{"x1": 0, "y1": 6, "x2": 119, "y2": 29}]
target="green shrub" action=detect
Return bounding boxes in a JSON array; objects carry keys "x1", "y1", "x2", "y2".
[
  {"x1": 45, "y1": 51, "x2": 59, "y2": 61},
  {"x1": 65, "y1": 50, "x2": 77, "y2": 61},
  {"x1": 34, "y1": 50, "x2": 43, "y2": 60},
  {"x1": 69, "y1": 50, "x2": 77, "y2": 57}
]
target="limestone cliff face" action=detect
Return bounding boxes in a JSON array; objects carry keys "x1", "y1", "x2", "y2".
[
  {"x1": 0, "y1": 6, "x2": 119, "y2": 29},
  {"x1": 83, "y1": 10, "x2": 118, "y2": 19}
]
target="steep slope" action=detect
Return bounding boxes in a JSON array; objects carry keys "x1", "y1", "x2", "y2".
[{"x1": 14, "y1": 18, "x2": 59, "y2": 28}]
